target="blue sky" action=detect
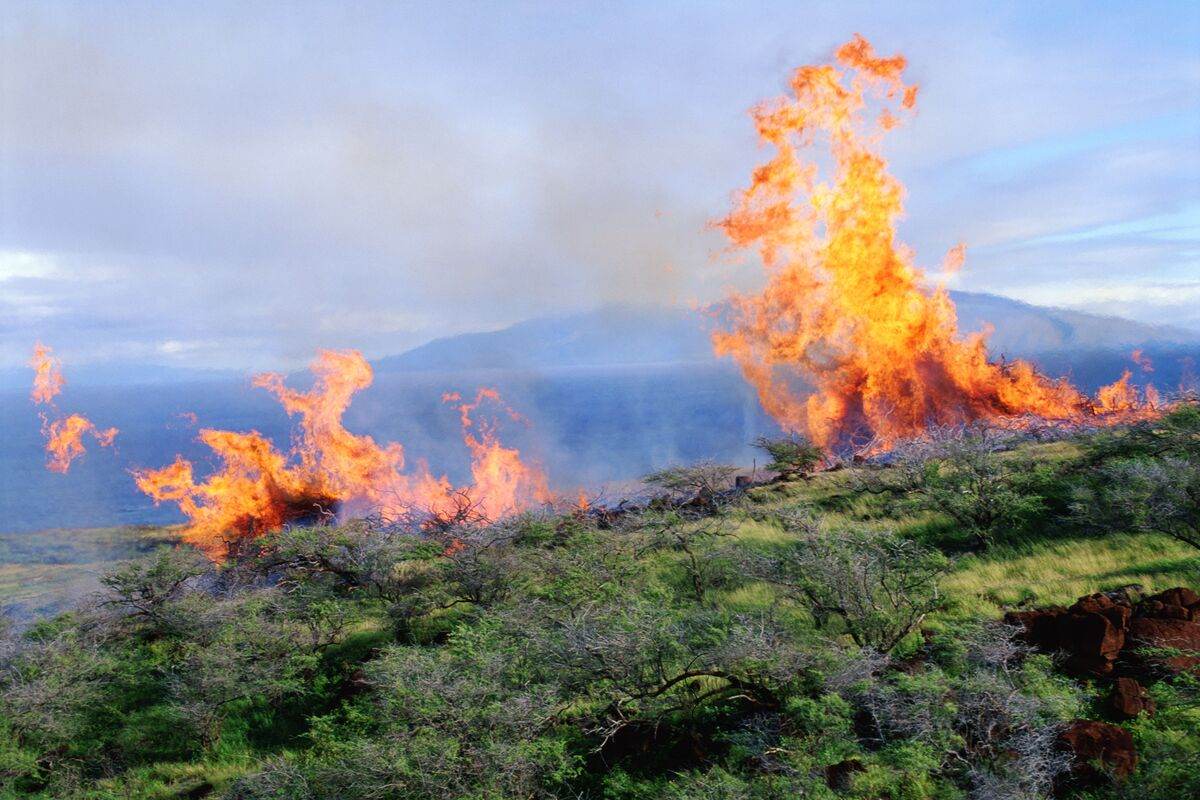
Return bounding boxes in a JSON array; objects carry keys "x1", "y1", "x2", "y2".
[{"x1": 1, "y1": 1, "x2": 1198, "y2": 370}]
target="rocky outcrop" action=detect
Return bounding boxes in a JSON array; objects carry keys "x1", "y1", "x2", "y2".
[
  {"x1": 1109, "y1": 677, "x2": 1155, "y2": 720},
  {"x1": 1057, "y1": 720, "x2": 1137, "y2": 787},
  {"x1": 1006, "y1": 587, "x2": 1200, "y2": 678}
]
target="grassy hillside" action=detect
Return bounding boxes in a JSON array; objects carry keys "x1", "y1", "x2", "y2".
[
  {"x1": 0, "y1": 527, "x2": 179, "y2": 622},
  {"x1": 1, "y1": 409, "x2": 1198, "y2": 799}
]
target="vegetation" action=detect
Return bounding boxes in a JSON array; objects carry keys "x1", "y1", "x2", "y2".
[{"x1": 2, "y1": 406, "x2": 1198, "y2": 799}]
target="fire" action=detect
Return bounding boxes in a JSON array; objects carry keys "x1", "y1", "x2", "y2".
[
  {"x1": 444, "y1": 389, "x2": 551, "y2": 520},
  {"x1": 29, "y1": 342, "x2": 64, "y2": 403},
  {"x1": 29, "y1": 343, "x2": 118, "y2": 472},
  {"x1": 135, "y1": 350, "x2": 549, "y2": 558},
  {"x1": 714, "y1": 35, "x2": 1154, "y2": 452},
  {"x1": 1131, "y1": 349, "x2": 1154, "y2": 373},
  {"x1": 42, "y1": 414, "x2": 119, "y2": 474}
]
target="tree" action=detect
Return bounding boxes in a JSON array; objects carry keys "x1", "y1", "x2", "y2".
[
  {"x1": 753, "y1": 435, "x2": 824, "y2": 480},
  {"x1": 887, "y1": 428, "x2": 1044, "y2": 548},
  {"x1": 644, "y1": 462, "x2": 740, "y2": 514},
  {"x1": 1075, "y1": 402, "x2": 1200, "y2": 550},
  {"x1": 1074, "y1": 456, "x2": 1200, "y2": 549},
  {"x1": 755, "y1": 526, "x2": 948, "y2": 653}
]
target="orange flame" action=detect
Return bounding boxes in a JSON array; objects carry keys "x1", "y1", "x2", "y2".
[
  {"x1": 42, "y1": 414, "x2": 119, "y2": 473},
  {"x1": 714, "y1": 35, "x2": 1154, "y2": 452},
  {"x1": 29, "y1": 343, "x2": 118, "y2": 472},
  {"x1": 1131, "y1": 349, "x2": 1153, "y2": 373},
  {"x1": 444, "y1": 389, "x2": 551, "y2": 520},
  {"x1": 135, "y1": 350, "x2": 549, "y2": 558},
  {"x1": 28, "y1": 342, "x2": 64, "y2": 404}
]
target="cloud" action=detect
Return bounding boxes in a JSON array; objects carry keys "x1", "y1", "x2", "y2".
[{"x1": 1, "y1": 1, "x2": 1197, "y2": 369}]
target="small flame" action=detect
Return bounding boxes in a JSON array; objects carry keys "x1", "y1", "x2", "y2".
[
  {"x1": 445, "y1": 389, "x2": 551, "y2": 520},
  {"x1": 1131, "y1": 349, "x2": 1154, "y2": 373},
  {"x1": 42, "y1": 414, "x2": 119, "y2": 473},
  {"x1": 714, "y1": 35, "x2": 1156, "y2": 452},
  {"x1": 29, "y1": 343, "x2": 118, "y2": 472},
  {"x1": 29, "y1": 342, "x2": 65, "y2": 404},
  {"x1": 135, "y1": 350, "x2": 549, "y2": 558}
]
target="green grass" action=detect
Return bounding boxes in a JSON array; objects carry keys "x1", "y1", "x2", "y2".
[
  {"x1": 0, "y1": 526, "x2": 178, "y2": 620},
  {"x1": 943, "y1": 532, "x2": 1200, "y2": 618}
]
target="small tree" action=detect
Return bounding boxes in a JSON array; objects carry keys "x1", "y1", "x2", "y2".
[
  {"x1": 753, "y1": 435, "x2": 824, "y2": 480},
  {"x1": 1074, "y1": 456, "x2": 1200, "y2": 550},
  {"x1": 644, "y1": 462, "x2": 740, "y2": 515},
  {"x1": 892, "y1": 429, "x2": 1044, "y2": 548},
  {"x1": 1075, "y1": 403, "x2": 1200, "y2": 550},
  {"x1": 756, "y1": 526, "x2": 948, "y2": 653}
]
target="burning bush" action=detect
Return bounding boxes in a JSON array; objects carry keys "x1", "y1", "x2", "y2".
[{"x1": 135, "y1": 350, "x2": 549, "y2": 559}]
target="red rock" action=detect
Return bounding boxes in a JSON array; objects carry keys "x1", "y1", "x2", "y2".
[
  {"x1": 1071, "y1": 594, "x2": 1132, "y2": 629},
  {"x1": 1126, "y1": 617, "x2": 1200, "y2": 675},
  {"x1": 1058, "y1": 612, "x2": 1126, "y2": 676},
  {"x1": 1006, "y1": 607, "x2": 1066, "y2": 649},
  {"x1": 1144, "y1": 587, "x2": 1199, "y2": 609},
  {"x1": 1009, "y1": 588, "x2": 1200, "y2": 678},
  {"x1": 1109, "y1": 677, "x2": 1155, "y2": 720},
  {"x1": 1058, "y1": 720, "x2": 1137, "y2": 786}
]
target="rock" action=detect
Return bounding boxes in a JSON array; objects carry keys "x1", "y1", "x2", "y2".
[
  {"x1": 1059, "y1": 611, "x2": 1126, "y2": 676},
  {"x1": 1071, "y1": 593, "x2": 1132, "y2": 630},
  {"x1": 1007, "y1": 605, "x2": 1124, "y2": 676},
  {"x1": 1109, "y1": 677, "x2": 1155, "y2": 719},
  {"x1": 1008, "y1": 587, "x2": 1200, "y2": 678},
  {"x1": 1005, "y1": 607, "x2": 1066, "y2": 650},
  {"x1": 1144, "y1": 587, "x2": 1199, "y2": 609},
  {"x1": 1057, "y1": 720, "x2": 1137, "y2": 787},
  {"x1": 1125, "y1": 617, "x2": 1200, "y2": 676}
]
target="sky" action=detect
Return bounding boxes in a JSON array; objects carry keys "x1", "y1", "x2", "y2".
[{"x1": 2, "y1": 0, "x2": 1198, "y2": 372}]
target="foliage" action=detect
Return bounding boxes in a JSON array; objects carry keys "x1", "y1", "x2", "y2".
[
  {"x1": 751, "y1": 524, "x2": 949, "y2": 652},
  {"x1": 888, "y1": 428, "x2": 1047, "y2": 547},
  {"x1": 1, "y1": 421, "x2": 1197, "y2": 799},
  {"x1": 1073, "y1": 404, "x2": 1200, "y2": 550},
  {"x1": 753, "y1": 435, "x2": 824, "y2": 480}
]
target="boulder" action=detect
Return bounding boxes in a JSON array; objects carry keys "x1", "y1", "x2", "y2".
[
  {"x1": 1005, "y1": 607, "x2": 1066, "y2": 650},
  {"x1": 1057, "y1": 720, "x2": 1137, "y2": 787},
  {"x1": 1109, "y1": 677, "x2": 1155, "y2": 719},
  {"x1": 1136, "y1": 587, "x2": 1200, "y2": 623},
  {"x1": 1006, "y1": 605, "x2": 1125, "y2": 676},
  {"x1": 1058, "y1": 611, "x2": 1126, "y2": 676},
  {"x1": 1125, "y1": 617, "x2": 1200, "y2": 676},
  {"x1": 1008, "y1": 587, "x2": 1200, "y2": 678},
  {"x1": 1071, "y1": 593, "x2": 1132, "y2": 630}
]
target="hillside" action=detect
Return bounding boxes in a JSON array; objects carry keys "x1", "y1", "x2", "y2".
[
  {"x1": 2, "y1": 406, "x2": 1197, "y2": 799},
  {"x1": 378, "y1": 292, "x2": 1199, "y2": 374}
]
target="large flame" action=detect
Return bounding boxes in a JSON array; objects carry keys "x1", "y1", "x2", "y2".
[
  {"x1": 714, "y1": 35, "x2": 1154, "y2": 452},
  {"x1": 29, "y1": 343, "x2": 118, "y2": 472},
  {"x1": 134, "y1": 350, "x2": 549, "y2": 558}
]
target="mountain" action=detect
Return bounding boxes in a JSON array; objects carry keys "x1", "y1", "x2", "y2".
[{"x1": 377, "y1": 292, "x2": 1199, "y2": 374}]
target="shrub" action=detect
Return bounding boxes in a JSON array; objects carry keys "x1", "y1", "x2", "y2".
[
  {"x1": 753, "y1": 435, "x2": 824, "y2": 480},
  {"x1": 753, "y1": 526, "x2": 949, "y2": 653}
]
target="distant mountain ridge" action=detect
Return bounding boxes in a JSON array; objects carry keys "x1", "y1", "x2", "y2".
[
  {"x1": 3, "y1": 292, "x2": 1194, "y2": 392},
  {"x1": 377, "y1": 292, "x2": 1199, "y2": 374}
]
